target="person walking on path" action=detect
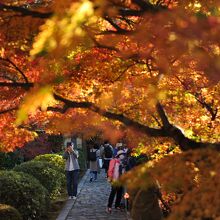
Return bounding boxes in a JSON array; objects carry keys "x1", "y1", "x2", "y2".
[
  {"x1": 102, "y1": 140, "x2": 114, "y2": 177},
  {"x1": 106, "y1": 150, "x2": 126, "y2": 213},
  {"x1": 88, "y1": 143, "x2": 100, "y2": 182},
  {"x1": 63, "y1": 142, "x2": 80, "y2": 199}
]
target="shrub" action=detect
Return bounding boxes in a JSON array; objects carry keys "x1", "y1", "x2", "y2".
[
  {"x1": 34, "y1": 154, "x2": 66, "y2": 186},
  {"x1": 0, "y1": 171, "x2": 49, "y2": 220},
  {"x1": 34, "y1": 154, "x2": 65, "y2": 173},
  {"x1": 14, "y1": 160, "x2": 63, "y2": 199},
  {"x1": 57, "y1": 151, "x2": 65, "y2": 156},
  {"x1": 0, "y1": 204, "x2": 22, "y2": 220},
  {"x1": 0, "y1": 150, "x2": 24, "y2": 169}
]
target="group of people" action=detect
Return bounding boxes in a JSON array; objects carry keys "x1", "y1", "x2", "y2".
[
  {"x1": 88, "y1": 140, "x2": 136, "y2": 213},
  {"x1": 62, "y1": 140, "x2": 169, "y2": 219},
  {"x1": 62, "y1": 140, "x2": 133, "y2": 205}
]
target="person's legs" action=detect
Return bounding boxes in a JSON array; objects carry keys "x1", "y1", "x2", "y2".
[
  {"x1": 107, "y1": 186, "x2": 117, "y2": 208},
  {"x1": 105, "y1": 160, "x2": 110, "y2": 177},
  {"x1": 66, "y1": 171, "x2": 73, "y2": 196},
  {"x1": 72, "y1": 170, "x2": 79, "y2": 197},
  {"x1": 103, "y1": 159, "x2": 107, "y2": 173},
  {"x1": 115, "y1": 186, "x2": 123, "y2": 208},
  {"x1": 90, "y1": 170, "x2": 93, "y2": 182},
  {"x1": 94, "y1": 171, "x2": 97, "y2": 180}
]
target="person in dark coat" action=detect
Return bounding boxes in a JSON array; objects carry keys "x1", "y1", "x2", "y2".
[{"x1": 88, "y1": 144, "x2": 100, "y2": 182}]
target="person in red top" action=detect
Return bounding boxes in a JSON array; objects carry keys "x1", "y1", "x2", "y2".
[{"x1": 106, "y1": 150, "x2": 126, "y2": 213}]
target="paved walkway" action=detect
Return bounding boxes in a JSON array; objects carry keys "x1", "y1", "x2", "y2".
[{"x1": 57, "y1": 169, "x2": 129, "y2": 220}]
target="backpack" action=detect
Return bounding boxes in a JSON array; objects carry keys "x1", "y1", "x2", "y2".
[
  {"x1": 104, "y1": 145, "x2": 113, "y2": 158},
  {"x1": 88, "y1": 150, "x2": 97, "y2": 161}
]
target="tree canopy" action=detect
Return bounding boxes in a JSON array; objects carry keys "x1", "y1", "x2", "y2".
[
  {"x1": 0, "y1": 0, "x2": 220, "y2": 218},
  {"x1": 1, "y1": 0, "x2": 220, "y2": 149}
]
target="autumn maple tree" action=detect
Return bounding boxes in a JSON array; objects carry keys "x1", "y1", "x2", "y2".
[{"x1": 1, "y1": 0, "x2": 220, "y2": 219}]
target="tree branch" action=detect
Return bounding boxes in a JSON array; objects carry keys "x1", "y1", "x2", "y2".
[
  {"x1": 156, "y1": 102, "x2": 171, "y2": 128},
  {"x1": 0, "y1": 58, "x2": 29, "y2": 83},
  {"x1": 51, "y1": 94, "x2": 220, "y2": 151},
  {"x1": 52, "y1": 93, "x2": 165, "y2": 137},
  {"x1": 0, "y1": 74, "x2": 16, "y2": 82},
  {"x1": 118, "y1": 8, "x2": 144, "y2": 17},
  {"x1": 194, "y1": 93, "x2": 218, "y2": 121},
  {"x1": 155, "y1": 102, "x2": 220, "y2": 151},
  {"x1": 0, "y1": 82, "x2": 33, "y2": 89},
  {"x1": 104, "y1": 16, "x2": 131, "y2": 33},
  {"x1": 0, "y1": 107, "x2": 18, "y2": 114},
  {"x1": 175, "y1": 76, "x2": 218, "y2": 121},
  {"x1": 0, "y1": 3, "x2": 53, "y2": 18},
  {"x1": 151, "y1": 114, "x2": 162, "y2": 127},
  {"x1": 112, "y1": 63, "x2": 136, "y2": 82},
  {"x1": 1, "y1": 81, "x2": 219, "y2": 151}
]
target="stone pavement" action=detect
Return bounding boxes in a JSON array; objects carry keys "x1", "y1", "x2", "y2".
[{"x1": 57, "y1": 169, "x2": 129, "y2": 220}]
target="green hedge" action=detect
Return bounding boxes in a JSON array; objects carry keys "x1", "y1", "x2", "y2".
[
  {"x1": 0, "y1": 151, "x2": 23, "y2": 170},
  {"x1": 0, "y1": 171, "x2": 49, "y2": 220},
  {"x1": 34, "y1": 153, "x2": 66, "y2": 186},
  {"x1": 34, "y1": 154, "x2": 65, "y2": 173},
  {"x1": 0, "y1": 204, "x2": 22, "y2": 220},
  {"x1": 14, "y1": 160, "x2": 63, "y2": 199}
]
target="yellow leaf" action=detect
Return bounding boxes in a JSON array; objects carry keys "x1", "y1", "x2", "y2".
[
  {"x1": 30, "y1": 0, "x2": 95, "y2": 58},
  {"x1": 15, "y1": 86, "x2": 55, "y2": 126}
]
